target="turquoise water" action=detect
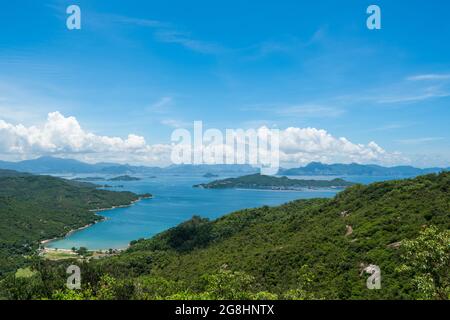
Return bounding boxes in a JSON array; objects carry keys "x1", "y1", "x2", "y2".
[{"x1": 46, "y1": 174, "x2": 411, "y2": 250}]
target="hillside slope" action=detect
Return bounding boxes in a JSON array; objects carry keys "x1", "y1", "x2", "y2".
[
  {"x1": 194, "y1": 173, "x2": 354, "y2": 190},
  {"x1": 98, "y1": 172, "x2": 449, "y2": 299},
  {"x1": 0, "y1": 170, "x2": 141, "y2": 275}
]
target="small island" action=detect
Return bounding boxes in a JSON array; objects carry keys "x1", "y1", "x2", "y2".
[
  {"x1": 108, "y1": 175, "x2": 141, "y2": 181},
  {"x1": 203, "y1": 173, "x2": 219, "y2": 178},
  {"x1": 193, "y1": 174, "x2": 355, "y2": 190},
  {"x1": 73, "y1": 177, "x2": 106, "y2": 182}
]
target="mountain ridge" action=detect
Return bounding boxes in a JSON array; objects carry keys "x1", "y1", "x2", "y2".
[
  {"x1": 279, "y1": 161, "x2": 447, "y2": 176},
  {"x1": 0, "y1": 157, "x2": 258, "y2": 175},
  {"x1": 0, "y1": 156, "x2": 447, "y2": 177}
]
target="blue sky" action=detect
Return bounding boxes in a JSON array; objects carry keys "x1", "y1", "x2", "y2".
[{"x1": 0, "y1": 0, "x2": 449, "y2": 167}]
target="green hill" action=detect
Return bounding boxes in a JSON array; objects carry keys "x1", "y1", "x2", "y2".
[
  {"x1": 194, "y1": 173, "x2": 354, "y2": 190},
  {"x1": 0, "y1": 170, "x2": 141, "y2": 276},
  {"x1": 108, "y1": 175, "x2": 141, "y2": 181},
  {"x1": 1, "y1": 172, "x2": 448, "y2": 300},
  {"x1": 84, "y1": 172, "x2": 448, "y2": 299}
]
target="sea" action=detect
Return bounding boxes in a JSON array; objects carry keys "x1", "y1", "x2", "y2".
[{"x1": 46, "y1": 174, "x2": 412, "y2": 250}]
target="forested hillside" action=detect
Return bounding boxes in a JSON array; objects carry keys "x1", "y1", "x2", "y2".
[
  {"x1": 194, "y1": 173, "x2": 354, "y2": 190},
  {"x1": 0, "y1": 170, "x2": 140, "y2": 276},
  {"x1": 2, "y1": 172, "x2": 447, "y2": 300},
  {"x1": 100, "y1": 172, "x2": 449, "y2": 299}
]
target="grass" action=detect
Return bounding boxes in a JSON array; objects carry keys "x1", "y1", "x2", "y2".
[
  {"x1": 15, "y1": 267, "x2": 37, "y2": 278},
  {"x1": 42, "y1": 250, "x2": 78, "y2": 261}
]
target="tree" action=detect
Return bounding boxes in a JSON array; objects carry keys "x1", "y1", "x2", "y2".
[
  {"x1": 282, "y1": 265, "x2": 320, "y2": 300},
  {"x1": 76, "y1": 247, "x2": 89, "y2": 257},
  {"x1": 201, "y1": 268, "x2": 256, "y2": 300},
  {"x1": 398, "y1": 226, "x2": 450, "y2": 300}
]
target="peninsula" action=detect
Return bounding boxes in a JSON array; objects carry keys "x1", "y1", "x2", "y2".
[{"x1": 193, "y1": 174, "x2": 355, "y2": 190}]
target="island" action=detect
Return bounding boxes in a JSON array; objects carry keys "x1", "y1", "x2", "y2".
[
  {"x1": 203, "y1": 173, "x2": 219, "y2": 178},
  {"x1": 73, "y1": 177, "x2": 106, "y2": 182},
  {"x1": 193, "y1": 174, "x2": 355, "y2": 190},
  {"x1": 108, "y1": 175, "x2": 141, "y2": 181}
]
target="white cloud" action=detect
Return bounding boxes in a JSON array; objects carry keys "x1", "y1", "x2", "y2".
[
  {"x1": 377, "y1": 91, "x2": 450, "y2": 104},
  {"x1": 154, "y1": 30, "x2": 223, "y2": 54},
  {"x1": 277, "y1": 104, "x2": 345, "y2": 118},
  {"x1": 97, "y1": 13, "x2": 222, "y2": 55},
  {"x1": 396, "y1": 137, "x2": 445, "y2": 145},
  {"x1": 407, "y1": 74, "x2": 450, "y2": 81},
  {"x1": 277, "y1": 127, "x2": 403, "y2": 166},
  {"x1": 0, "y1": 112, "x2": 403, "y2": 167},
  {"x1": 0, "y1": 111, "x2": 171, "y2": 165},
  {"x1": 241, "y1": 103, "x2": 345, "y2": 118},
  {"x1": 160, "y1": 118, "x2": 191, "y2": 128},
  {"x1": 147, "y1": 96, "x2": 173, "y2": 114}
]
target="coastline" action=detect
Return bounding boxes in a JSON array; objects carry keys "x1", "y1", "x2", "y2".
[
  {"x1": 40, "y1": 195, "x2": 152, "y2": 249},
  {"x1": 233, "y1": 187, "x2": 341, "y2": 193},
  {"x1": 40, "y1": 217, "x2": 106, "y2": 247}
]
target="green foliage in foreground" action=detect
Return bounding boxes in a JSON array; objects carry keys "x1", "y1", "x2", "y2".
[
  {"x1": 397, "y1": 226, "x2": 450, "y2": 299},
  {"x1": 1, "y1": 264, "x2": 318, "y2": 300},
  {"x1": 0, "y1": 170, "x2": 140, "y2": 276},
  {"x1": 0, "y1": 172, "x2": 449, "y2": 300},
  {"x1": 1, "y1": 227, "x2": 447, "y2": 300}
]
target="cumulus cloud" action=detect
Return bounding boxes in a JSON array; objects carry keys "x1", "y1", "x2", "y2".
[
  {"x1": 0, "y1": 112, "x2": 403, "y2": 167},
  {"x1": 179, "y1": 126, "x2": 403, "y2": 167},
  {"x1": 0, "y1": 112, "x2": 171, "y2": 165},
  {"x1": 278, "y1": 127, "x2": 402, "y2": 166}
]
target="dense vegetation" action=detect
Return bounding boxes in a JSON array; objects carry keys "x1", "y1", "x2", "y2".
[
  {"x1": 1, "y1": 172, "x2": 448, "y2": 300},
  {"x1": 0, "y1": 170, "x2": 141, "y2": 276},
  {"x1": 194, "y1": 174, "x2": 354, "y2": 190}
]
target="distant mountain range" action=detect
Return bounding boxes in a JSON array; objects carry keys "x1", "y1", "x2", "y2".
[
  {"x1": 0, "y1": 157, "x2": 258, "y2": 175},
  {"x1": 0, "y1": 157, "x2": 447, "y2": 177},
  {"x1": 278, "y1": 162, "x2": 448, "y2": 176}
]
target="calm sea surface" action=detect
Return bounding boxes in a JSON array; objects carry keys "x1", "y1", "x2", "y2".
[{"x1": 46, "y1": 174, "x2": 410, "y2": 250}]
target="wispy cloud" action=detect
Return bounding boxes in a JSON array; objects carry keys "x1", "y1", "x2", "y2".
[
  {"x1": 407, "y1": 74, "x2": 450, "y2": 81},
  {"x1": 377, "y1": 91, "x2": 450, "y2": 104},
  {"x1": 374, "y1": 82, "x2": 450, "y2": 104},
  {"x1": 396, "y1": 137, "x2": 445, "y2": 145},
  {"x1": 160, "y1": 118, "x2": 191, "y2": 128},
  {"x1": 154, "y1": 30, "x2": 224, "y2": 54},
  {"x1": 370, "y1": 122, "x2": 417, "y2": 132},
  {"x1": 147, "y1": 97, "x2": 174, "y2": 114},
  {"x1": 242, "y1": 103, "x2": 345, "y2": 119},
  {"x1": 333, "y1": 73, "x2": 450, "y2": 106},
  {"x1": 105, "y1": 14, "x2": 164, "y2": 28},
  {"x1": 277, "y1": 104, "x2": 345, "y2": 118},
  {"x1": 90, "y1": 12, "x2": 223, "y2": 55},
  {"x1": 238, "y1": 27, "x2": 327, "y2": 61}
]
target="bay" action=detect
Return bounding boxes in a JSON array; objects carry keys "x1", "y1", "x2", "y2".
[{"x1": 46, "y1": 174, "x2": 412, "y2": 250}]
